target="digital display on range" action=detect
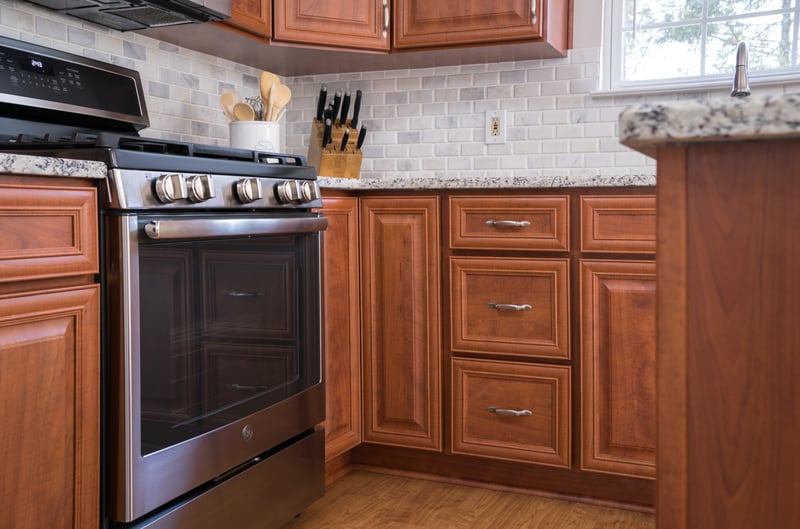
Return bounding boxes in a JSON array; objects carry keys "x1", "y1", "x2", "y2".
[{"x1": 20, "y1": 56, "x2": 56, "y2": 77}]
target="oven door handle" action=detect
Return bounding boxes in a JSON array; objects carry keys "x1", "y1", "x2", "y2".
[{"x1": 143, "y1": 216, "x2": 328, "y2": 240}]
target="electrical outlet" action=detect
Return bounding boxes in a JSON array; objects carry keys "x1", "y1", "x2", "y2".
[{"x1": 485, "y1": 109, "x2": 506, "y2": 144}]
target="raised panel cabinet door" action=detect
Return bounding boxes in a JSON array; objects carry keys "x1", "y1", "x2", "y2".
[
  {"x1": 450, "y1": 256, "x2": 570, "y2": 359},
  {"x1": 360, "y1": 196, "x2": 441, "y2": 451},
  {"x1": 0, "y1": 179, "x2": 98, "y2": 283},
  {"x1": 0, "y1": 285, "x2": 100, "y2": 529},
  {"x1": 580, "y1": 260, "x2": 656, "y2": 479},
  {"x1": 580, "y1": 195, "x2": 656, "y2": 254},
  {"x1": 274, "y1": 0, "x2": 390, "y2": 51},
  {"x1": 225, "y1": 0, "x2": 271, "y2": 37},
  {"x1": 321, "y1": 197, "x2": 362, "y2": 460},
  {"x1": 394, "y1": 0, "x2": 547, "y2": 49},
  {"x1": 451, "y1": 358, "x2": 571, "y2": 467}
]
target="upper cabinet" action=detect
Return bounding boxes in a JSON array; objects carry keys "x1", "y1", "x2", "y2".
[
  {"x1": 145, "y1": 0, "x2": 568, "y2": 74},
  {"x1": 225, "y1": 0, "x2": 271, "y2": 37},
  {"x1": 394, "y1": 0, "x2": 543, "y2": 49},
  {"x1": 274, "y1": 0, "x2": 389, "y2": 51}
]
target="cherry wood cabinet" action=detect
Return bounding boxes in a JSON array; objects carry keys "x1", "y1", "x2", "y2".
[
  {"x1": 320, "y1": 196, "x2": 362, "y2": 462},
  {"x1": 360, "y1": 196, "x2": 441, "y2": 451},
  {"x1": 273, "y1": 0, "x2": 389, "y2": 50},
  {"x1": 451, "y1": 357, "x2": 570, "y2": 467},
  {"x1": 579, "y1": 260, "x2": 656, "y2": 479},
  {"x1": 0, "y1": 176, "x2": 100, "y2": 529},
  {"x1": 652, "y1": 141, "x2": 800, "y2": 529},
  {"x1": 225, "y1": 0, "x2": 271, "y2": 38},
  {"x1": 393, "y1": 0, "x2": 564, "y2": 50}
]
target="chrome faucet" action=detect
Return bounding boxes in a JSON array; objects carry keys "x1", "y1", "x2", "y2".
[{"x1": 731, "y1": 41, "x2": 751, "y2": 97}]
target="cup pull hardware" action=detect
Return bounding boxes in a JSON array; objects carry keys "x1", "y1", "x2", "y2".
[
  {"x1": 485, "y1": 220, "x2": 531, "y2": 228},
  {"x1": 488, "y1": 406, "x2": 533, "y2": 417},
  {"x1": 488, "y1": 302, "x2": 533, "y2": 311}
]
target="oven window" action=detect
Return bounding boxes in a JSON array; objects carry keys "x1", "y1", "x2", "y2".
[{"x1": 136, "y1": 233, "x2": 321, "y2": 455}]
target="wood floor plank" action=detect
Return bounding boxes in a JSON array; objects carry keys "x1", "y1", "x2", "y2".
[{"x1": 282, "y1": 471, "x2": 655, "y2": 529}]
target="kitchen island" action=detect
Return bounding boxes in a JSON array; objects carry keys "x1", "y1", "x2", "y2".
[{"x1": 620, "y1": 93, "x2": 800, "y2": 529}]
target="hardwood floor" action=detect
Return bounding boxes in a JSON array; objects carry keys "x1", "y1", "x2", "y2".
[{"x1": 283, "y1": 471, "x2": 655, "y2": 528}]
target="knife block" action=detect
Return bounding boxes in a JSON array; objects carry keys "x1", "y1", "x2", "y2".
[{"x1": 307, "y1": 119, "x2": 363, "y2": 179}]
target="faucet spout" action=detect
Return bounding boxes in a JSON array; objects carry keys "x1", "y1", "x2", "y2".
[{"x1": 731, "y1": 41, "x2": 751, "y2": 97}]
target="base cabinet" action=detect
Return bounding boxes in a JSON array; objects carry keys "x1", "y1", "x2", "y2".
[
  {"x1": 321, "y1": 196, "x2": 362, "y2": 461},
  {"x1": 360, "y1": 196, "x2": 441, "y2": 451},
  {"x1": 0, "y1": 176, "x2": 100, "y2": 529}
]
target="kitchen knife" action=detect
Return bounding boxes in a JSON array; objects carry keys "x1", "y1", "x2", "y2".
[
  {"x1": 315, "y1": 84, "x2": 327, "y2": 122},
  {"x1": 340, "y1": 90, "x2": 351, "y2": 126},
  {"x1": 350, "y1": 89, "x2": 362, "y2": 130},
  {"x1": 322, "y1": 118, "x2": 332, "y2": 148},
  {"x1": 356, "y1": 124, "x2": 367, "y2": 149},
  {"x1": 331, "y1": 90, "x2": 342, "y2": 125},
  {"x1": 340, "y1": 129, "x2": 350, "y2": 151}
]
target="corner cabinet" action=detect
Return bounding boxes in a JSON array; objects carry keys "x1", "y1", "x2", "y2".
[
  {"x1": 0, "y1": 176, "x2": 100, "y2": 529},
  {"x1": 225, "y1": 0, "x2": 271, "y2": 38},
  {"x1": 360, "y1": 196, "x2": 441, "y2": 451}
]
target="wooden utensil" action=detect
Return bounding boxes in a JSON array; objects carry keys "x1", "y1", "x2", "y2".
[
  {"x1": 220, "y1": 90, "x2": 239, "y2": 122},
  {"x1": 259, "y1": 71, "x2": 280, "y2": 119},
  {"x1": 269, "y1": 84, "x2": 292, "y2": 122},
  {"x1": 232, "y1": 101, "x2": 256, "y2": 121}
]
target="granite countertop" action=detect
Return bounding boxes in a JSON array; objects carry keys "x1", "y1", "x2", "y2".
[
  {"x1": 0, "y1": 152, "x2": 107, "y2": 179},
  {"x1": 619, "y1": 93, "x2": 800, "y2": 157},
  {"x1": 319, "y1": 173, "x2": 655, "y2": 190}
]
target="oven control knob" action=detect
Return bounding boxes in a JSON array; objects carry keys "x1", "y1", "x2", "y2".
[
  {"x1": 187, "y1": 174, "x2": 216, "y2": 203},
  {"x1": 235, "y1": 178, "x2": 264, "y2": 204},
  {"x1": 154, "y1": 173, "x2": 188, "y2": 203},
  {"x1": 275, "y1": 180, "x2": 320, "y2": 204}
]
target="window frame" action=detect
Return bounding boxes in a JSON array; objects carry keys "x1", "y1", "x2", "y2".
[{"x1": 599, "y1": 0, "x2": 800, "y2": 95}]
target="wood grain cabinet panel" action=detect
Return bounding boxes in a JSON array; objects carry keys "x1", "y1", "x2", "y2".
[
  {"x1": 580, "y1": 260, "x2": 656, "y2": 479},
  {"x1": 360, "y1": 196, "x2": 441, "y2": 451},
  {"x1": 274, "y1": 0, "x2": 389, "y2": 50},
  {"x1": 451, "y1": 357, "x2": 570, "y2": 467},
  {"x1": 321, "y1": 196, "x2": 362, "y2": 461},
  {"x1": 394, "y1": 0, "x2": 547, "y2": 49},
  {"x1": 225, "y1": 0, "x2": 271, "y2": 37},
  {"x1": 580, "y1": 195, "x2": 656, "y2": 254},
  {"x1": 0, "y1": 180, "x2": 98, "y2": 282},
  {"x1": 449, "y1": 195, "x2": 569, "y2": 251},
  {"x1": 0, "y1": 285, "x2": 100, "y2": 529},
  {"x1": 450, "y1": 256, "x2": 570, "y2": 359}
]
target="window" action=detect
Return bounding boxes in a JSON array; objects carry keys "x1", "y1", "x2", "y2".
[{"x1": 603, "y1": 0, "x2": 800, "y2": 92}]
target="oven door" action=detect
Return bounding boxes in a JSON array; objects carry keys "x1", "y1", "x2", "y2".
[{"x1": 104, "y1": 212, "x2": 327, "y2": 523}]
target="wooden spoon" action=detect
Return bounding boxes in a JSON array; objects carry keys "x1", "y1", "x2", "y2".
[
  {"x1": 232, "y1": 101, "x2": 256, "y2": 121},
  {"x1": 269, "y1": 84, "x2": 292, "y2": 122},
  {"x1": 219, "y1": 90, "x2": 239, "y2": 122},
  {"x1": 259, "y1": 71, "x2": 280, "y2": 119}
]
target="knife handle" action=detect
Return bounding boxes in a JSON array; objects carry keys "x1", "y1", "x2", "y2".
[
  {"x1": 356, "y1": 125, "x2": 367, "y2": 150},
  {"x1": 340, "y1": 90, "x2": 351, "y2": 126},
  {"x1": 322, "y1": 118, "x2": 332, "y2": 148},
  {"x1": 351, "y1": 89, "x2": 362, "y2": 130},
  {"x1": 331, "y1": 90, "x2": 342, "y2": 125},
  {"x1": 340, "y1": 129, "x2": 350, "y2": 151},
  {"x1": 315, "y1": 85, "x2": 327, "y2": 122}
]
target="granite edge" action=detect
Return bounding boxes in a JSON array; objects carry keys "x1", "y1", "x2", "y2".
[
  {"x1": 319, "y1": 174, "x2": 656, "y2": 190},
  {"x1": 0, "y1": 153, "x2": 107, "y2": 179}
]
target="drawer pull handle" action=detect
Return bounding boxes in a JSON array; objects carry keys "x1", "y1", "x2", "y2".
[
  {"x1": 229, "y1": 291, "x2": 265, "y2": 297},
  {"x1": 485, "y1": 219, "x2": 531, "y2": 228},
  {"x1": 488, "y1": 406, "x2": 532, "y2": 417},
  {"x1": 488, "y1": 302, "x2": 532, "y2": 311}
]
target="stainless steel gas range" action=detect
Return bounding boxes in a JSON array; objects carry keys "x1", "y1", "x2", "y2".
[{"x1": 0, "y1": 36, "x2": 326, "y2": 529}]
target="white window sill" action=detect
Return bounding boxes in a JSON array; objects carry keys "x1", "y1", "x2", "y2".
[{"x1": 591, "y1": 72, "x2": 800, "y2": 99}]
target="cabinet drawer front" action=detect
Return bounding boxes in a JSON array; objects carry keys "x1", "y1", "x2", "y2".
[
  {"x1": 449, "y1": 195, "x2": 569, "y2": 251},
  {"x1": 0, "y1": 182, "x2": 98, "y2": 282},
  {"x1": 451, "y1": 358, "x2": 570, "y2": 467},
  {"x1": 580, "y1": 195, "x2": 656, "y2": 254},
  {"x1": 450, "y1": 257, "x2": 570, "y2": 359}
]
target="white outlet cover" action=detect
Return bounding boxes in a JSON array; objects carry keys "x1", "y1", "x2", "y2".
[{"x1": 485, "y1": 109, "x2": 506, "y2": 144}]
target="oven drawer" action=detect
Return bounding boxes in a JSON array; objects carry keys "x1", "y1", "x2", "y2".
[
  {"x1": 0, "y1": 179, "x2": 98, "y2": 283},
  {"x1": 451, "y1": 358, "x2": 571, "y2": 467},
  {"x1": 449, "y1": 195, "x2": 569, "y2": 251},
  {"x1": 450, "y1": 256, "x2": 570, "y2": 359}
]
